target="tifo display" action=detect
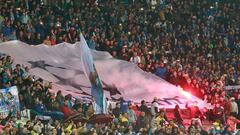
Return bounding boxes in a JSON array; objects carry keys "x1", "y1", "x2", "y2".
[{"x1": 0, "y1": 0, "x2": 240, "y2": 134}]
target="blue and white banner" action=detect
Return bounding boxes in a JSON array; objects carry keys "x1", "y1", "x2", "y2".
[
  {"x1": 0, "y1": 86, "x2": 20, "y2": 118},
  {"x1": 79, "y1": 34, "x2": 106, "y2": 114}
]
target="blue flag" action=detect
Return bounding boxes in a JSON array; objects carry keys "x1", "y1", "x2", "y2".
[{"x1": 79, "y1": 34, "x2": 106, "y2": 114}]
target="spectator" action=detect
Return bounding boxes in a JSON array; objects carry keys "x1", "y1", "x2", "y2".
[
  {"x1": 139, "y1": 100, "x2": 150, "y2": 115},
  {"x1": 119, "y1": 112, "x2": 129, "y2": 126},
  {"x1": 155, "y1": 110, "x2": 167, "y2": 126},
  {"x1": 130, "y1": 52, "x2": 141, "y2": 64},
  {"x1": 55, "y1": 90, "x2": 64, "y2": 105},
  {"x1": 43, "y1": 35, "x2": 52, "y2": 45},
  {"x1": 127, "y1": 104, "x2": 137, "y2": 125},
  {"x1": 65, "y1": 94, "x2": 73, "y2": 109},
  {"x1": 2, "y1": 21, "x2": 13, "y2": 37},
  {"x1": 208, "y1": 121, "x2": 224, "y2": 134},
  {"x1": 154, "y1": 63, "x2": 167, "y2": 80},
  {"x1": 120, "y1": 98, "x2": 129, "y2": 113},
  {"x1": 185, "y1": 101, "x2": 203, "y2": 120},
  {"x1": 226, "y1": 116, "x2": 240, "y2": 133},
  {"x1": 35, "y1": 99, "x2": 47, "y2": 114},
  {"x1": 174, "y1": 104, "x2": 183, "y2": 125},
  {"x1": 25, "y1": 32, "x2": 34, "y2": 45},
  {"x1": 87, "y1": 103, "x2": 94, "y2": 118},
  {"x1": 112, "y1": 103, "x2": 121, "y2": 119},
  {"x1": 34, "y1": 33, "x2": 42, "y2": 45},
  {"x1": 150, "y1": 97, "x2": 158, "y2": 126},
  {"x1": 72, "y1": 99, "x2": 83, "y2": 113},
  {"x1": 212, "y1": 103, "x2": 224, "y2": 122},
  {"x1": 60, "y1": 100, "x2": 72, "y2": 118},
  {"x1": 136, "y1": 111, "x2": 148, "y2": 131},
  {"x1": 8, "y1": 30, "x2": 17, "y2": 40},
  {"x1": 230, "y1": 97, "x2": 239, "y2": 118}
]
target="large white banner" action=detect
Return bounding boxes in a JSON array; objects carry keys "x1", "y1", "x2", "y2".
[{"x1": 0, "y1": 41, "x2": 212, "y2": 109}]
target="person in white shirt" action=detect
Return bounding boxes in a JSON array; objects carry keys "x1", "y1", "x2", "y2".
[
  {"x1": 21, "y1": 108, "x2": 31, "y2": 121},
  {"x1": 150, "y1": 97, "x2": 158, "y2": 126},
  {"x1": 130, "y1": 52, "x2": 141, "y2": 64},
  {"x1": 230, "y1": 97, "x2": 238, "y2": 117}
]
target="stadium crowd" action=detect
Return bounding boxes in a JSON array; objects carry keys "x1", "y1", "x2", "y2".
[
  {"x1": 0, "y1": 54, "x2": 239, "y2": 134},
  {"x1": 0, "y1": 0, "x2": 240, "y2": 134}
]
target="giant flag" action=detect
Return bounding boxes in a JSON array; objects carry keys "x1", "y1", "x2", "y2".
[{"x1": 0, "y1": 40, "x2": 212, "y2": 109}]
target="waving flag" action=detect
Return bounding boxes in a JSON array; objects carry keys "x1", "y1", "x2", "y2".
[{"x1": 79, "y1": 34, "x2": 106, "y2": 114}]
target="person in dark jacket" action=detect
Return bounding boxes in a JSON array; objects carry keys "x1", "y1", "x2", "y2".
[
  {"x1": 112, "y1": 103, "x2": 121, "y2": 119},
  {"x1": 185, "y1": 101, "x2": 202, "y2": 119},
  {"x1": 174, "y1": 105, "x2": 183, "y2": 125},
  {"x1": 35, "y1": 100, "x2": 47, "y2": 114},
  {"x1": 212, "y1": 103, "x2": 224, "y2": 122},
  {"x1": 139, "y1": 100, "x2": 150, "y2": 115},
  {"x1": 35, "y1": 99, "x2": 64, "y2": 120},
  {"x1": 136, "y1": 111, "x2": 148, "y2": 131}
]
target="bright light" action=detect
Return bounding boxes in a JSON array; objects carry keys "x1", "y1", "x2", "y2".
[
  {"x1": 56, "y1": 22, "x2": 61, "y2": 27},
  {"x1": 182, "y1": 90, "x2": 192, "y2": 99},
  {"x1": 178, "y1": 86, "x2": 192, "y2": 99}
]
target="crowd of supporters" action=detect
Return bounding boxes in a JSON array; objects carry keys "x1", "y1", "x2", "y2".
[
  {"x1": 0, "y1": 54, "x2": 239, "y2": 134},
  {"x1": 0, "y1": 0, "x2": 240, "y2": 134},
  {"x1": 0, "y1": 54, "x2": 240, "y2": 134}
]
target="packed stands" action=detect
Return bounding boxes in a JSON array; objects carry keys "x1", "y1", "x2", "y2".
[{"x1": 0, "y1": 0, "x2": 240, "y2": 134}]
